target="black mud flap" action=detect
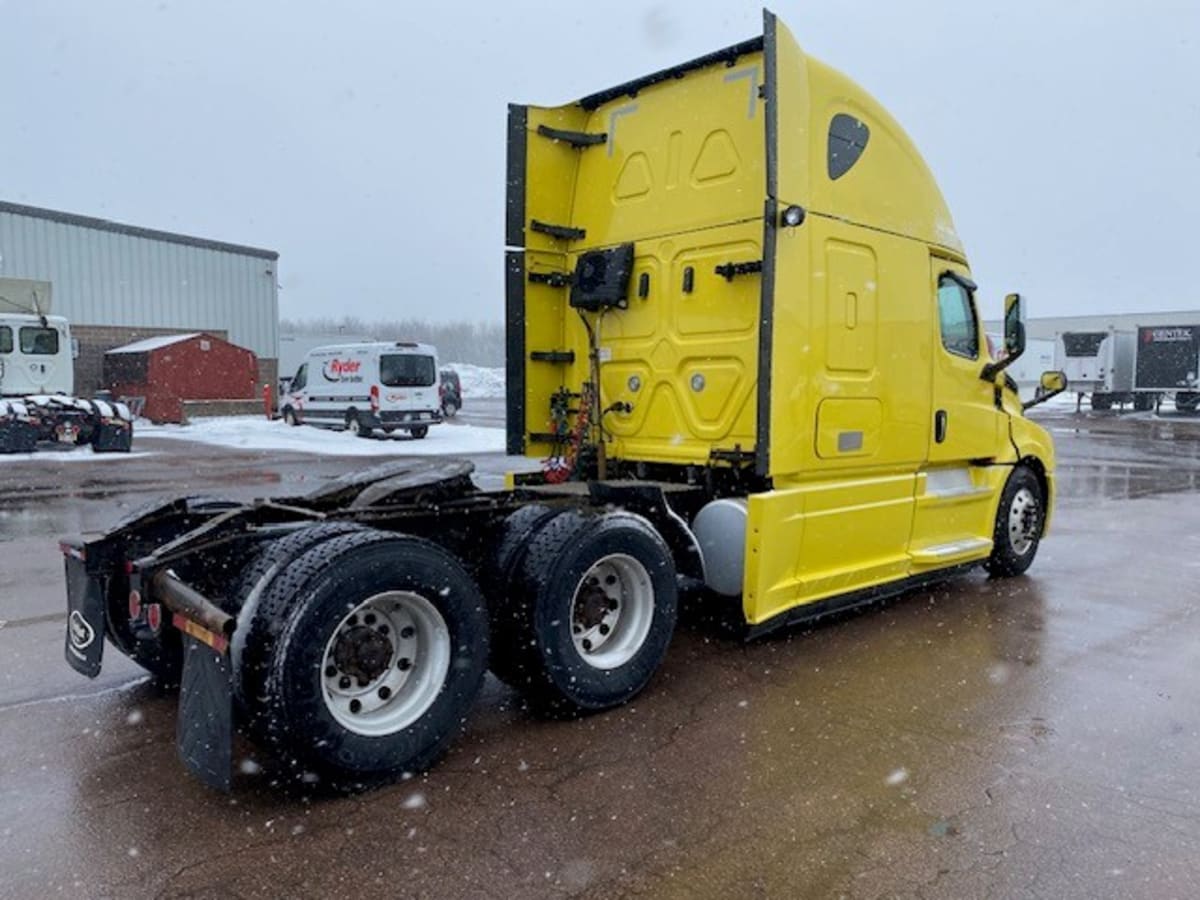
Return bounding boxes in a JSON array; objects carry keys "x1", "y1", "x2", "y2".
[
  {"x1": 177, "y1": 635, "x2": 233, "y2": 792},
  {"x1": 63, "y1": 553, "x2": 106, "y2": 677}
]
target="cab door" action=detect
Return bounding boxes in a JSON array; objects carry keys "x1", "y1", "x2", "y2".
[{"x1": 928, "y1": 261, "x2": 1006, "y2": 464}]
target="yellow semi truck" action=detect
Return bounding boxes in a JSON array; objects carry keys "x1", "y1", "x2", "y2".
[{"x1": 59, "y1": 12, "x2": 1064, "y2": 791}]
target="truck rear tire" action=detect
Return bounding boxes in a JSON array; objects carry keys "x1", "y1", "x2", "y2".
[
  {"x1": 487, "y1": 504, "x2": 558, "y2": 685},
  {"x1": 232, "y1": 521, "x2": 368, "y2": 732},
  {"x1": 984, "y1": 467, "x2": 1044, "y2": 578},
  {"x1": 1089, "y1": 393, "x2": 1112, "y2": 411},
  {"x1": 410, "y1": 425, "x2": 429, "y2": 439},
  {"x1": 255, "y1": 530, "x2": 488, "y2": 789},
  {"x1": 1133, "y1": 393, "x2": 1157, "y2": 412},
  {"x1": 496, "y1": 509, "x2": 678, "y2": 715}
]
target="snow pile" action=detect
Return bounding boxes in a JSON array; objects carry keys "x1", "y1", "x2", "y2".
[
  {"x1": 446, "y1": 363, "x2": 505, "y2": 399},
  {"x1": 139, "y1": 416, "x2": 506, "y2": 456}
]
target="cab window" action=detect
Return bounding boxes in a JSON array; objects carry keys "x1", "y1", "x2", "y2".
[
  {"x1": 937, "y1": 276, "x2": 979, "y2": 359},
  {"x1": 20, "y1": 326, "x2": 60, "y2": 355},
  {"x1": 0, "y1": 326, "x2": 12, "y2": 354},
  {"x1": 291, "y1": 364, "x2": 307, "y2": 391}
]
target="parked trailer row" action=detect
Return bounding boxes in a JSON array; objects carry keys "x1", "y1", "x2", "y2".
[
  {"x1": 0, "y1": 294, "x2": 133, "y2": 453},
  {"x1": 1056, "y1": 325, "x2": 1200, "y2": 412},
  {"x1": 60, "y1": 13, "x2": 1064, "y2": 792}
]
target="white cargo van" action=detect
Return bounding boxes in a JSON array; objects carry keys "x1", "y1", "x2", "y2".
[{"x1": 281, "y1": 341, "x2": 442, "y2": 439}]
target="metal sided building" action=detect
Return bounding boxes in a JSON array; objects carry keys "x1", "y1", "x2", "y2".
[{"x1": 0, "y1": 201, "x2": 279, "y2": 393}]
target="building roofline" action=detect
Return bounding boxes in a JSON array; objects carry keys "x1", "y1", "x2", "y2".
[{"x1": 0, "y1": 200, "x2": 279, "y2": 261}]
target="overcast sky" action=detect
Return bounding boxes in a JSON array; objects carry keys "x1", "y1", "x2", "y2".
[{"x1": 2, "y1": 0, "x2": 1197, "y2": 323}]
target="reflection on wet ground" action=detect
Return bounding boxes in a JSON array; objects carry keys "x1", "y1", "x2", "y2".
[{"x1": 2, "y1": 413, "x2": 1200, "y2": 897}]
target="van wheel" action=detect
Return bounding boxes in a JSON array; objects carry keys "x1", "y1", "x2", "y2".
[
  {"x1": 410, "y1": 426, "x2": 429, "y2": 439},
  {"x1": 346, "y1": 410, "x2": 372, "y2": 437},
  {"x1": 282, "y1": 406, "x2": 299, "y2": 426},
  {"x1": 498, "y1": 510, "x2": 678, "y2": 715},
  {"x1": 984, "y1": 467, "x2": 1044, "y2": 577},
  {"x1": 256, "y1": 530, "x2": 489, "y2": 789}
]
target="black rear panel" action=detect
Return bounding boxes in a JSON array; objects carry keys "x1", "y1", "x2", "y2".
[{"x1": 1135, "y1": 325, "x2": 1200, "y2": 390}]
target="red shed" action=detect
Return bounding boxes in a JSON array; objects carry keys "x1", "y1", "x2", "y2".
[{"x1": 104, "y1": 332, "x2": 259, "y2": 423}]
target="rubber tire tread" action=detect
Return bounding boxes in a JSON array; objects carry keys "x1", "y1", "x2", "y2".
[
  {"x1": 485, "y1": 504, "x2": 558, "y2": 686},
  {"x1": 984, "y1": 466, "x2": 1044, "y2": 577},
  {"x1": 505, "y1": 509, "x2": 678, "y2": 715},
  {"x1": 232, "y1": 521, "x2": 367, "y2": 731},
  {"x1": 257, "y1": 529, "x2": 488, "y2": 789}
]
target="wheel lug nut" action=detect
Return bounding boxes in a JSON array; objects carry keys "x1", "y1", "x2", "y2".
[
  {"x1": 378, "y1": 624, "x2": 389, "y2": 635},
  {"x1": 378, "y1": 686, "x2": 392, "y2": 700},
  {"x1": 400, "y1": 626, "x2": 415, "y2": 639},
  {"x1": 364, "y1": 613, "x2": 377, "y2": 625},
  {"x1": 605, "y1": 575, "x2": 617, "y2": 586},
  {"x1": 599, "y1": 624, "x2": 610, "y2": 636},
  {"x1": 573, "y1": 625, "x2": 583, "y2": 634},
  {"x1": 607, "y1": 598, "x2": 619, "y2": 610},
  {"x1": 325, "y1": 666, "x2": 337, "y2": 678},
  {"x1": 347, "y1": 614, "x2": 358, "y2": 626},
  {"x1": 398, "y1": 658, "x2": 412, "y2": 671},
  {"x1": 582, "y1": 639, "x2": 593, "y2": 651},
  {"x1": 339, "y1": 676, "x2": 351, "y2": 690},
  {"x1": 349, "y1": 699, "x2": 362, "y2": 714}
]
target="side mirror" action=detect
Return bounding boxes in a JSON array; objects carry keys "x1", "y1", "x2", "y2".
[
  {"x1": 1039, "y1": 370, "x2": 1066, "y2": 394},
  {"x1": 1003, "y1": 293, "x2": 1026, "y2": 359},
  {"x1": 981, "y1": 292, "x2": 1027, "y2": 381},
  {"x1": 1023, "y1": 370, "x2": 1068, "y2": 410}
]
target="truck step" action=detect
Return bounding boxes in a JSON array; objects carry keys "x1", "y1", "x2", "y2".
[{"x1": 909, "y1": 537, "x2": 992, "y2": 565}]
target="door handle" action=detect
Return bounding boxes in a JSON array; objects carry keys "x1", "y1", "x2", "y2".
[{"x1": 935, "y1": 410, "x2": 948, "y2": 443}]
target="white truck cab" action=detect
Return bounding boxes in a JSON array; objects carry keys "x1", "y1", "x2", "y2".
[{"x1": 281, "y1": 341, "x2": 442, "y2": 439}]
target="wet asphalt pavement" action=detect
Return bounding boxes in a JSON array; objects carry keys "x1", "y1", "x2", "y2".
[{"x1": 2, "y1": 406, "x2": 1200, "y2": 899}]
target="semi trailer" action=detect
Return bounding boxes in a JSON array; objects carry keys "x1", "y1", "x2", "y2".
[
  {"x1": 1, "y1": 278, "x2": 133, "y2": 453},
  {"x1": 1132, "y1": 324, "x2": 1200, "y2": 413},
  {"x1": 59, "y1": 12, "x2": 1063, "y2": 792},
  {"x1": 1054, "y1": 329, "x2": 1137, "y2": 411}
]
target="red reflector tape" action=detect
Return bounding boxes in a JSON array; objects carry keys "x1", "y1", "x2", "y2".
[
  {"x1": 129, "y1": 590, "x2": 142, "y2": 620},
  {"x1": 171, "y1": 613, "x2": 229, "y2": 655},
  {"x1": 146, "y1": 602, "x2": 161, "y2": 632}
]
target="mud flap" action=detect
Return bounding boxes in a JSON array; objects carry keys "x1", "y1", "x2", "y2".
[
  {"x1": 63, "y1": 553, "x2": 106, "y2": 677},
  {"x1": 177, "y1": 635, "x2": 233, "y2": 792}
]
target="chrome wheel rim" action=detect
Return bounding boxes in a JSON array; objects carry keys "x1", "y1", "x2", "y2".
[
  {"x1": 320, "y1": 591, "x2": 450, "y2": 736},
  {"x1": 1008, "y1": 487, "x2": 1040, "y2": 557},
  {"x1": 569, "y1": 553, "x2": 654, "y2": 670}
]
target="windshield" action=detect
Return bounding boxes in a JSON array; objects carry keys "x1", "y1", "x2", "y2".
[
  {"x1": 19, "y1": 326, "x2": 60, "y2": 355},
  {"x1": 380, "y1": 354, "x2": 435, "y2": 387}
]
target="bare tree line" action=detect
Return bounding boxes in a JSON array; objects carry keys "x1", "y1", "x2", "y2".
[{"x1": 281, "y1": 317, "x2": 505, "y2": 366}]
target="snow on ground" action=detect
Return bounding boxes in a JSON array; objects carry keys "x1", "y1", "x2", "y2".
[
  {"x1": 0, "y1": 447, "x2": 156, "y2": 463},
  {"x1": 138, "y1": 416, "x2": 506, "y2": 456},
  {"x1": 446, "y1": 363, "x2": 505, "y2": 399}
]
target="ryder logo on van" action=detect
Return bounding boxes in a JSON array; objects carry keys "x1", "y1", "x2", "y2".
[{"x1": 321, "y1": 358, "x2": 363, "y2": 382}]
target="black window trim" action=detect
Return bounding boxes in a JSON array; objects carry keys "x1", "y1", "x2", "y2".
[{"x1": 0, "y1": 325, "x2": 12, "y2": 354}]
